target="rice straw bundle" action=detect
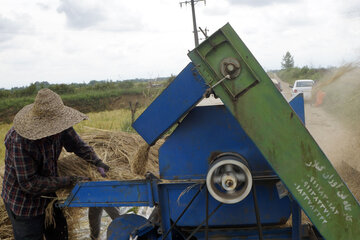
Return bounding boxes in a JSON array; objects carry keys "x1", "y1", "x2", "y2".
[{"x1": 130, "y1": 143, "x2": 151, "y2": 175}]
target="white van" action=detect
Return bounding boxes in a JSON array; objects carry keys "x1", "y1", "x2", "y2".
[{"x1": 290, "y1": 79, "x2": 314, "y2": 100}]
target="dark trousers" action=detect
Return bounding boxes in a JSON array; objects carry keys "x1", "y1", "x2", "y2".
[
  {"x1": 89, "y1": 207, "x2": 120, "y2": 240},
  {"x1": 4, "y1": 201, "x2": 68, "y2": 240}
]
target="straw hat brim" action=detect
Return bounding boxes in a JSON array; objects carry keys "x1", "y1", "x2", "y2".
[{"x1": 13, "y1": 103, "x2": 88, "y2": 140}]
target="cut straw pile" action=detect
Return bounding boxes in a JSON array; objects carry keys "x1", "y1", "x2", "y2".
[
  {"x1": 0, "y1": 129, "x2": 164, "y2": 240},
  {"x1": 0, "y1": 166, "x2": 14, "y2": 240}
]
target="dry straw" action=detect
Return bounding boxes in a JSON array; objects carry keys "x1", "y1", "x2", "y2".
[
  {"x1": 0, "y1": 166, "x2": 14, "y2": 240},
  {"x1": 0, "y1": 130, "x2": 163, "y2": 240}
]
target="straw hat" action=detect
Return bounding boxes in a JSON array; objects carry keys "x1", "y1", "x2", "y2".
[{"x1": 13, "y1": 88, "x2": 88, "y2": 140}]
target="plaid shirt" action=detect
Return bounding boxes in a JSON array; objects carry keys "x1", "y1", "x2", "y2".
[{"x1": 1, "y1": 127, "x2": 101, "y2": 216}]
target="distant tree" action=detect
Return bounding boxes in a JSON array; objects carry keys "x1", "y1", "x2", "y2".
[
  {"x1": 19, "y1": 83, "x2": 37, "y2": 96},
  {"x1": 281, "y1": 51, "x2": 294, "y2": 69},
  {"x1": 49, "y1": 84, "x2": 75, "y2": 94}
]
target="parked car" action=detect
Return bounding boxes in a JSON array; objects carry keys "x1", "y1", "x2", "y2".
[
  {"x1": 271, "y1": 79, "x2": 282, "y2": 92},
  {"x1": 290, "y1": 79, "x2": 314, "y2": 100}
]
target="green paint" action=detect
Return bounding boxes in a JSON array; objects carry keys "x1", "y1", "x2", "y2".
[{"x1": 188, "y1": 23, "x2": 360, "y2": 240}]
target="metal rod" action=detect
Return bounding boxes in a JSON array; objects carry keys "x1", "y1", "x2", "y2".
[
  {"x1": 185, "y1": 203, "x2": 223, "y2": 240},
  {"x1": 252, "y1": 183, "x2": 264, "y2": 240},
  {"x1": 162, "y1": 184, "x2": 204, "y2": 240},
  {"x1": 190, "y1": 0, "x2": 199, "y2": 47},
  {"x1": 205, "y1": 188, "x2": 209, "y2": 240},
  {"x1": 211, "y1": 75, "x2": 230, "y2": 89}
]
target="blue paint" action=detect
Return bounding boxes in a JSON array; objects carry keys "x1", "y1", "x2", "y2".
[
  {"x1": 132, "y1": 63, "x2": 208, "y2": 145},
  {"x1": 163, "y1": 183, "x2": 291, "y2": 227},
  {"x1": 159, "y1": 105, "x2": 276, "y2": 180},
  {"x1": 289, "y1": 93, "x2": 305, "y2": 124},
  {"x1": 107, "y1": 214, "x2": 148, "y2": 240},
  {"x1": 60, "y1": 180, "x2": 158, "y2": 207}
]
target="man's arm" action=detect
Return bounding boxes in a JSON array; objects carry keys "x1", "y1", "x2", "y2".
[
  {"x1": 12, "y1": 142, "x2": 72, "y2": 195},
  {"x1": 62, "y1": 127, "x2": 102, "y2": 166}
]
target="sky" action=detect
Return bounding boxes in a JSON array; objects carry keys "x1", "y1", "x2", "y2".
[{"x1": 0, "y1": 0, "x2": 359, "y2": 89}]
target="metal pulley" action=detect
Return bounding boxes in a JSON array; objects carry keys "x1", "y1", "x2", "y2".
[
  {"x1": 206, "y1": 153, "x2": 252, "y2": 204},
  {"x1": 220, "y1": 58, "x2": 241, "y2": 79}
]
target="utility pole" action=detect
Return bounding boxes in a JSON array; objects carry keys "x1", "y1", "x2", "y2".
[{"x1": 180, "y1": 0, "x2": 206, "y2": 47}]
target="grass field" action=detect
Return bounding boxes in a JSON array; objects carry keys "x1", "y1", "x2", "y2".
[{"x1": 0, "y1": 108, "x2": 138, "y2": 166}]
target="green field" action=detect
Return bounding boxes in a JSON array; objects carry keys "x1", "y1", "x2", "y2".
[
  {"x1": 0, "y1": 78, "x2": 170, "y2": 166},
  {"x1": 0, "y1": 80, "x2": 165, "y2": 123}
]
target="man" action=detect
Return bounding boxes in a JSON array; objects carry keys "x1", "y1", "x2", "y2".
[{"x1": 1, "y1": 88, "x2": 110, "y2": 240}]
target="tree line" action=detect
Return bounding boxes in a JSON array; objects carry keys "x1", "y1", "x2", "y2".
[{"x1": 0, "y1": 79, "x2": 159, "y2": 99}]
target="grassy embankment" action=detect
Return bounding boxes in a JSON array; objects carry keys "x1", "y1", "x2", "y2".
[{"x1": 0, "y1": 85, "x2": 159, "y2": 123}]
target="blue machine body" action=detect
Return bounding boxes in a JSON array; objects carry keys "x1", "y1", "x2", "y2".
[
  {"x1": 160, "y1": 105, "x2": 278, "y2": 180},
  {"x1": 60, "y1": 64, "x2": 314, "y2": 239}
]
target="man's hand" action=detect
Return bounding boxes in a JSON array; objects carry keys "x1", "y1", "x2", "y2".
[
  {"x1": 69, "y1": 176, "x2": 91, "y2": 184},
  {"x1": 96, "y1": 162, "x2": 110, "y2": 177}
]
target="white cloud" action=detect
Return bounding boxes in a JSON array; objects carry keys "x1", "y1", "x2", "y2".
[
  {"x1": 36, "y1": 2, "x2": 50, "y2": 11},
  {"x1": 0, "y1": 0, "x2": 359, "y2": 89},
  {"x1": 0, "y1": 14, "x2": 33, "y2": 42},
  {"x1": 57, "y1": 0, "x2": 105, "y2": 29},
  {"x1": 227, "y1": 0, "x2": 299, "y2": 7}
]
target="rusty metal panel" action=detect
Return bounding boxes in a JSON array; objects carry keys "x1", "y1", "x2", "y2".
[{"x1": 188, "y1": 23, "x2": 360, "y2": 240}]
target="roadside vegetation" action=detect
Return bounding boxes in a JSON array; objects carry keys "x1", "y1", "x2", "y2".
[
  {"x1": 269, "y1": 51, "x2": 328, "y2": 84},
  {"x1": 275, "y1": 66, "x2": 328, "y2": 84}
]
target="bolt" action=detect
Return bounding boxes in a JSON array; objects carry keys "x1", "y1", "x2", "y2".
[
  {"x1": 226, "y1": 64, "x2": 235, "y2": 73},
  {"x1": 225, "y1": 179, "x2": 234, "y2": 187}
]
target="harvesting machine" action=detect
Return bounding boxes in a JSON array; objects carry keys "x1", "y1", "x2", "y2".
[{"x1": 60, "y1": 23, "x2": 360, "y2": 240}]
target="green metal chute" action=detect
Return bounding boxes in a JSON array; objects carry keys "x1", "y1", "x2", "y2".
[{"x1": 188, "y1": 23, "x2": 360, "y2": 240}]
